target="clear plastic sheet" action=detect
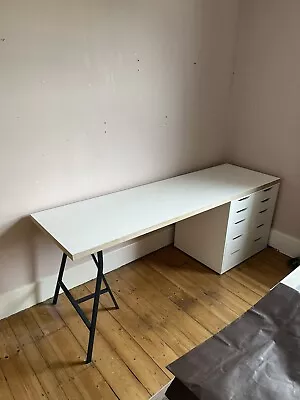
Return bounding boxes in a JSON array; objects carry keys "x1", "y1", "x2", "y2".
[{"x1": 166, "y1": 284, "x2": 300, "y2": 400}]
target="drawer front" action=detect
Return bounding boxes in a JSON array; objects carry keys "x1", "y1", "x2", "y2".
[
  {"x1": 223, "y1": 231, "x2": 249, "y2": 272},
  {"x1": 223, "y1": 221, "x2": 270, "y2": 273},
  {"x1": 253, "y1": 206, "x2": 275, "y2": 229},
  {"x1": 222, "y1": 248, "x2": 247, "y2": 273},
  {"x1": 225, "y1": 231, "x2": 248, "y2": 254},
  {"x1": 254, "y1": 194, "x2": 277, "y2": 216},
  {"x1": 254, "y1": 183, "x2": 279, "y2": 205},
  {"x1": 227, "y1": 216, "x2": 252, "y2": 238},
  {"x1": 229, "y1": 194, "x2": 255, "y2": 221},
  {"x1": 248, "y1": 232, "x2": 269, "y2": 257},
  {"x1": 251, "y1": 220, "x2": 271, "y2": 240}
]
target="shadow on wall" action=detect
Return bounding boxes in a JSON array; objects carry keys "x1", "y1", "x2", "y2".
[
  {"x1": 0, "y1": 217, "x2": 38, "y2": 303},
  {"x1": 0, "y1": 217, "x2": 63, "y2": 304}
]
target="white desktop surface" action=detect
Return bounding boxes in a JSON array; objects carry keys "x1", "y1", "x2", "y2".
[{"x1": 31, "y1": 164, "x2": 279, "y2": 261}]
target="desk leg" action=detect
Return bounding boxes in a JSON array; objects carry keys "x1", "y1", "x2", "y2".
[
  {"x1": 53, "y1": 253, "x2": 67, "y2": 304},
  {"x1": 52, "y1": 250, "x2": 119, "y2": 363},
  {"x1": 86, "y1": 251, "x2": 103, "y2": 363},
  {"x1": 86, "y1": 251, "x2": 119, "y2": 363},
  {"x1": 102, "y1": 275, "x2": 119, "y2": 309}
]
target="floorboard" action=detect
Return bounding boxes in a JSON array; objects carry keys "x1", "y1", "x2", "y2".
[{"x1": 0, "y1": 246, "x2": 290, "y2": 399}]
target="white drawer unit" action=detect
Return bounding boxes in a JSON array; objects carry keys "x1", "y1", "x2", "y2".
[{"x1": 175, "y1": 182, "x2": 280, "y2": 274}]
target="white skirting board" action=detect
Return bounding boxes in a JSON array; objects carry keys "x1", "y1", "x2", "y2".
[
  {"x1": 0, "y1": 226, "x2": 174, "y2": 320},
  {"x1": 0, "y1": 226, "x2": 297, "y2": 320},
  {"x1": 269, "y1": 229, "x2": 300, "y2": 258}
]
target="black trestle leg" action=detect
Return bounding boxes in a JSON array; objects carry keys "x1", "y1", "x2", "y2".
[
  {"x1": 102, "y1": 274, "x2": 119, "y2": 309},
  {"x1": 53, "y1": 253, "x2": 67, "y2": 304},
  {"x1": 86, "y1": 251, "x2": 104, "y2": 363},
  {"x1": 91, "y1": 253, "x2": 119, "y2": 310},
  {"x1": 52, "y1": 250, "x2": 119, "y2": 363}
]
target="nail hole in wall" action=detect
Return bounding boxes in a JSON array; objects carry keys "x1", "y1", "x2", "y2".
[{"x1": 0, "y1": 38, "x2": 5, "y2": 42}]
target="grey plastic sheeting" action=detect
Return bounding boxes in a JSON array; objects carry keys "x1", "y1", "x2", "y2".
[{"x1": 166, "y1": 283, "x2": 300, "y2": 400}]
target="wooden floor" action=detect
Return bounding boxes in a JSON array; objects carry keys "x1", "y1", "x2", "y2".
[{"x1": 0, "y1": 246, "x2": 290, "y2": 400}]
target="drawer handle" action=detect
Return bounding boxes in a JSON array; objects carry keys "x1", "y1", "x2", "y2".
[
  {"x1": 235, "y1": 219, "x2": 245, "y2": 225},
  {"x1": 261, "y1": 198, "x2": 270, "y2": 203},
  {"x1": 263, "y1": 187, "x2": 273, "y2": 192},
  {"x1": 257, "y1": 223, "x2": 264, "y2": 228},
  {"x1": 233, "y1": 234, "x2": 243, "y2": 240},
  {"x1": 238, "y1": 196, "x2": 250, "y2": 202},
  {"x1": 259, "y1": 209, "x2": 268, "y2": 214},
  {"x1": 231, "y1": 249, "x2": 241, "y2": 255},
  {"x1": 254, "y1": 237, "x2": 262, "y2": 242},
  {"x1": 236, "y1": 207, "x2": 247, "y2": 214}
]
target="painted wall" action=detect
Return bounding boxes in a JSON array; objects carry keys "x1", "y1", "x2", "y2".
[
  {"x1": 229, "y1": 0, "x2": 300, "y2": 240},
  {"x1": 0, "y1": 0, "x2": 239, "y2": 295}
]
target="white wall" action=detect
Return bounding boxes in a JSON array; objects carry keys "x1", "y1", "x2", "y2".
[
  {"x1": 0, "y1": 0, "x2": 239, "y2": 296},
  {"x1": 229, "y1": 0, "x2": 300, "y2": 242}
]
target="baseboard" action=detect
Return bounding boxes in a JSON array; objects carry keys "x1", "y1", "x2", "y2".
[
  {"x1": 0, "y1": 226, "x2": 174, "y2": 320},
  {"x1": 3, "y1": 226, "x2": 295, "y2": 320},
  {"x1": 269, "y1": 229, "x2": 300, "y2": 258}
]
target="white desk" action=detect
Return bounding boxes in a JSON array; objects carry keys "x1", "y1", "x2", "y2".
[
  {"x1": 31, "y1": 163, "x2": 280, "y2": 362},
  {"x1": 32, "y1": 164, "x2": 279, "y2": 261}
]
